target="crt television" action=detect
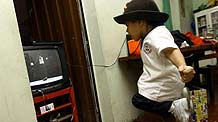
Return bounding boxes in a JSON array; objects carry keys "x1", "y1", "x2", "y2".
[{"x1": 23, "y1": 42, "x2": 70, "y2": 96}]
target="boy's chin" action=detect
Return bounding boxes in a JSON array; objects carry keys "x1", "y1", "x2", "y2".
[{"x1": 132, "y1": 37, "x2": 140, "y2": 41}]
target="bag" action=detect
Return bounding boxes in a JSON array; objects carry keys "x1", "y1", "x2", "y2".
[{"x1": 171, "y1": 30, "x2": 193, "y2": 47}]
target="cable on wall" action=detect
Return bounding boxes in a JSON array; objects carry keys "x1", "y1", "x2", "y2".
[{"x1": 68, "y1": 38, "x2": 127, "y2": 68}]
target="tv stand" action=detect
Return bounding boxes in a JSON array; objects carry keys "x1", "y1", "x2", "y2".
[{"x1": 33, "y1": 87, "x2": 79, "y2": 122}]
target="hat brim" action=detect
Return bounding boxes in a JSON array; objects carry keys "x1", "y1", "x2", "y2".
[{"x1": 114, "y1": 10, "x2": 169, "y2": 24}]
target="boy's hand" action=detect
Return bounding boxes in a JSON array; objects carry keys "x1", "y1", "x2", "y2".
[{"x1": 178, "y1": 65, "x2": 195, "y2": 83}]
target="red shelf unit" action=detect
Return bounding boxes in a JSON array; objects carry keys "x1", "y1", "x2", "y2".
[{"x1": 33, "y1": 87, "x2": 79, "y2": 122}]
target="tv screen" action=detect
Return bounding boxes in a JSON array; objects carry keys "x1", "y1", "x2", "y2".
[
  {"x1": 24, "y1": 49, "x2": 62, "y2": 86},
  {"x1": 23, "y1": 45, "x2": 70, "y2": 96}
]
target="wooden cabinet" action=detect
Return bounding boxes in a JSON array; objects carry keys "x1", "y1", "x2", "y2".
[{"x1": 33, "y1": 87, "x2": 79, "y2": 122}]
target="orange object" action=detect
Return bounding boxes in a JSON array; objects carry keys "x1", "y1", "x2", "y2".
[
  {"x1": 185, "y1": 32, "x2": 205, "y2": 45},
  {"x1": 128, "y1": 39, "x2": 140, "y2": 56}
]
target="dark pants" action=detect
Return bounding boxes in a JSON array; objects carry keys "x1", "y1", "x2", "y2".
[{"x1": 132, "y1": 93, "x2": 173, "y2": 116}]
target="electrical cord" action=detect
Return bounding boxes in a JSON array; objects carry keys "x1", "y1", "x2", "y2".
[
  {"x1": 37, "y1": 89, "x2": 47, "y2": 106},
  {"x1": 92, "y1": 38, "x2": 126, "y2": 67},
  {"x1": 68, "y1": 38, "x2": 127, "y2": 68}
]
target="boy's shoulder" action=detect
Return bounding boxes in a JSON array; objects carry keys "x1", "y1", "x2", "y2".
[{"x1": 147, "y1": 26, "x2": 172, "y2": 39}]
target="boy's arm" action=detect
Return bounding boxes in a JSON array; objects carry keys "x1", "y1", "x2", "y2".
[{"x1": 162, "y1": 48, "x2": 195, "y2": 83}]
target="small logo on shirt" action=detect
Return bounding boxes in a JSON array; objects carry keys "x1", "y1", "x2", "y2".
[{"x1": 143, "y1": 43, "x2": 151, "y2": 54}]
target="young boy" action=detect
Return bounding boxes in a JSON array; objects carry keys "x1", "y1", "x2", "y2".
[{"x1": 114, "y1": 0, "x2": 195, "y2": 121}]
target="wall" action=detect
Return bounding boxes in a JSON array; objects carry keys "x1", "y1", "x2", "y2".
[
  {"x1": 0, "y1": 0, "x2": 37, "y2": 122},
  {"x1": 81, "y1": 0, "x2": 162, "y2": 122},
  {"x1": 170, "y1": 0, "x2": 181, "y2": 30},
  {"x1": 169, "y1": 0, "x2": 194, "y2": 33},
  {"x1": 180, "y1": 0, "x2": 194, "y2": 33},
  {"x1": 193, "y1": 0, "x2": 208, "y2": 10}
]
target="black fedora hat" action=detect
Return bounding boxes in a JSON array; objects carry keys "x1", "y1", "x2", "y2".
[{"x1": 114, "y1": 0, "x2": 169, "y2": 24}]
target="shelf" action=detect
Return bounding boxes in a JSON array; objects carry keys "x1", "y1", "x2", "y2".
[
  {"x1": 33, "y1": 87, "x2": 79, "y2": 122},
  {"x1": 119, "y1": 43, "x2": 218, "y2": 62},
  {"x1": 180, "y1": 43, "x2": 212, "y2": 53},
  {"x1": 198, "y1": 25, "x2": 207, "y2": 28},
  {"x1": 119, "y1": 55, "x2": 140, "y2": 61},
  {"x1": 212, "y1": 22, "x2": 218, "y2": 25},
  {"x1": 57, "y1": 114, "x2": 73, "y2": 121},
  {"x1": 36, "y1": 103, "x2": 72, "y2": 117},
  {"x1": 33, "y1": 87, "x2": 71, "y2": 103}
]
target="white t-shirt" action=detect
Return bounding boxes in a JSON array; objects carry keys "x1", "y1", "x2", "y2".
[{"x1": 138, "y1": 26, "x2": 185, "y2": 102}]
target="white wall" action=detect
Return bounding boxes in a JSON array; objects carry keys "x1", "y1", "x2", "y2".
[
  {"x1": 81, "y1": 0, "x2": 161, "y2": 122},
  {"x1": 170, "y1": 0, "x2": 181, "y2": 30},
  {"x1": 180, "y1": 0, "x2": 194, "y2": 33},
  {"x1": 0, "y1": 0, "x2": 37, "y2": 122},
  {"x1": 169, "y1": 0, "x2": 194, "y2": 32},
  {"x1": 193, "y1": 0, "x2": 208, "y2": 10},
  {"x1": 154, "y1": 0, "x2": 163, "y2": 10}
]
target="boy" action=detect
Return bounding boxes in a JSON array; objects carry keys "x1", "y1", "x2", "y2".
[{"x1": 114, "y1": 0, "x2": 195, "y2": 121}]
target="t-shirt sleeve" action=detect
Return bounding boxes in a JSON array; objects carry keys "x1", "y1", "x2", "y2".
[{"x1": 150, "y1": 31, "x2": 178, "y2": 55}]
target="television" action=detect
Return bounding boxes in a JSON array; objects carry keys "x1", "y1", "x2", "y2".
[{"x1": 23, "y1": 42, "x2": 70, "y2": 96}]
